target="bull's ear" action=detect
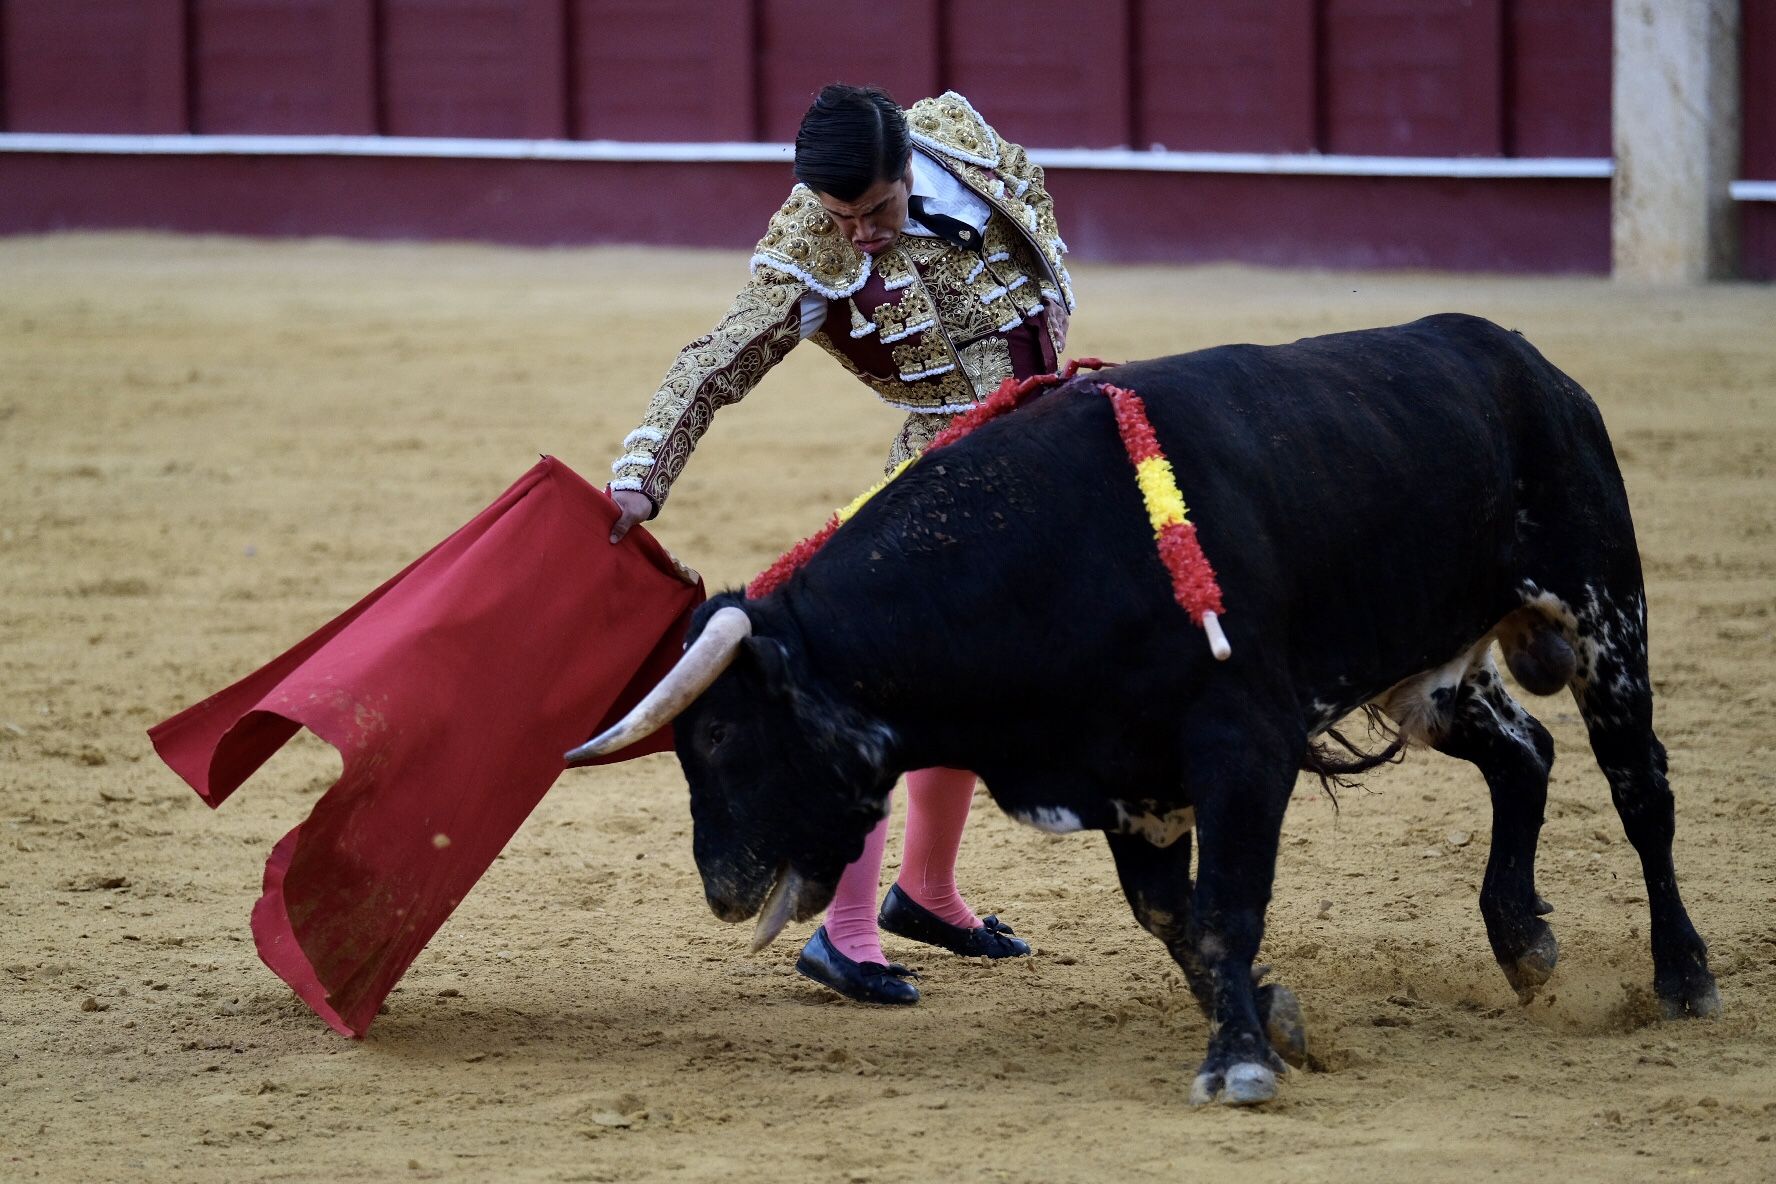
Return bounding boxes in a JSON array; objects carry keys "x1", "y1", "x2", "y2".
[{"x1": 743, "y1": 636, "x2": 794, "y2": 699}]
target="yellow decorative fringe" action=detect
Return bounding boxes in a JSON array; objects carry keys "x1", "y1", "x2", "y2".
[
  {"x1": 836, "y1": 457, "x2": 917, "y2": 524},
  {"x1": 1134, "y1": 456, "x2": 1189, "y2": 532}
]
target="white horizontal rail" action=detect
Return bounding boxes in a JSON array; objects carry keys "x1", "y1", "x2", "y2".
[
  {"x1": 0, "y1": 132, "x2": 1613, "y2": 179},
  {"x1": 1729, "y1": 179, "x2": 1776, "y2": 202}
]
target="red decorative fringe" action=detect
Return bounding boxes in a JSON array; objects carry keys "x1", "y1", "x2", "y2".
[
  {"x1": 746, "y1": 514, "x2": 841, "y2": 600},
  {"x1": 1157, "y1": 521, "x2": 1226, "y2": 624},
  {"x1": 925, "y1": 357, "x2": 1113, "y2": 453},
  {"x1": 1100, "y1": 383, "x2": 1163, "y2": 463},
  {"x1": 746, "y1": 358, "x2": 1115, "y2": 599},
  {"x1": 1100, "y1": 383, "x2": 1227, "y2": 628}
]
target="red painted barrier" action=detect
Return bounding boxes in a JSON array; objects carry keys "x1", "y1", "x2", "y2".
[
  {"x1": 572, "y1": 0, "x2": 753, "y2": 141},
  {"x1": 757, "y1": 0, "x2": 940, "y2": 142},
  {"x1": 0, "y1": 0, "x2": 1756, "y2": 277},
  {"x1": 1138, "y1": 2, "x2": 1316, "y2": 154},
  {"x1": 0, "y1": 151, "x2": 1606, "y2": 272},
  {"x1": 1745, "y1": 0, "x2": 1776, "y2": 280},
  {"x1": 4, "y1": 0, "x2": 189, "y2": 133}
]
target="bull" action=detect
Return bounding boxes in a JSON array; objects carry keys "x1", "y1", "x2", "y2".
[{"x1": 567, "y1": 313, "x2": 1718, "y2": 1106}]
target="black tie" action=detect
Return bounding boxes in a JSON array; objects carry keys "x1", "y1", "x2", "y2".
[{"x1": 907, "y1": 195, "x2": 982, "y2": 254}]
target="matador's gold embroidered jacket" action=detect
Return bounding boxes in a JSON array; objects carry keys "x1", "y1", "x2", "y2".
[{"x1": 611, "y1": 92, "x2": 1076, "y2": 513}]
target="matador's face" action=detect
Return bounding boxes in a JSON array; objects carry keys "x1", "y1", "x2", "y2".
[{"x1": 813, "y1": 165, "x2": 914, "y2": 256}]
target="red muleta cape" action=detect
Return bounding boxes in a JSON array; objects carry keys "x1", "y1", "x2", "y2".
[{"x1": 150, "y1": 457, "x2": 704, "y2": 1037}]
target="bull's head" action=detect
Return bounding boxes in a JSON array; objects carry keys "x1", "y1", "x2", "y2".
[{"x1": 564, "y1": 594, "x2": 897, "y2": 951}]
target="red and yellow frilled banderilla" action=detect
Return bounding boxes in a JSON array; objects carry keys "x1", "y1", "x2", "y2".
[{"x1": 747, "y1": 360, "x2": 1230, "y2": 661}]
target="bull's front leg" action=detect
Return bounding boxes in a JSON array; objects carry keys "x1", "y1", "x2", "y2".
[
  {"x1": 1105, "y1": 830, "x2": 1308, "y2": 1071},
  {"x1": 1177, "y1": 708, "x2": 1301, "y2": 1106}
]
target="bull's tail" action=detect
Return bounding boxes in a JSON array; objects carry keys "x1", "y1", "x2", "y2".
[{"x1": 1301, "y1": 706, "x2": 1407, "y2": 799}]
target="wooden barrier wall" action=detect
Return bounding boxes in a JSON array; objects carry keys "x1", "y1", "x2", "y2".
[
  {"x1": 0, "y1": 0, "x2": 1612, "y2": 151},
  {"x1": 0, "y1": 0, "x2": 1766, "y2": 274}
]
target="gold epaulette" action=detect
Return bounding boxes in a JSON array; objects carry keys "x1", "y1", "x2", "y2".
[
  {"x1": 905, "y1": 91, "x2": 1001, "y2": 169},
  {"x1": 751, "y1": 186, "x2": 870, "y2": 299}
]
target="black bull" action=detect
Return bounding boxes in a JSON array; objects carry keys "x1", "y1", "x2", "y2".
[{"x1": 572, "y1": 313, "x2": 1718, "y2": 1106}]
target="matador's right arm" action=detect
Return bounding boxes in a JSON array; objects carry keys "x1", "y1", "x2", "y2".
[{"x1": 608, "y1": 267, "x2": 808, "y2": 516}]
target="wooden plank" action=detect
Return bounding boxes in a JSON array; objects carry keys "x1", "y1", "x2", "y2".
[
  {"x1": 1273, "y1": 0, "x2": 1320, "y2": 153},
  {"x1": 756, "y1": 0, "x2": 938, "y2": 141},
  {"x1": 1455, "y1": 0, "x2": 1505, "y2": 155},
  {"x1": 1137, "y1": 0, "x2": 1317, "y2": 153},
  {"x1": 707, "y1": 0, "x2": 753, "y2": 141},
  {"x1": 0, "y1": 0, "x2": 11, "y2": 131},
  {"x1": 1323, "y1": 0, "x2": 1478, "y2": 157},
  {"x1": 382, "y1": 0, "x2": 545, "y2": 139},
  {"x1": 142, "y1": 0, "x2": 191, "y2": 132},
  {"x1": 1743, "y1": 0, "x2": 1776, "y2": 179},
  {"x1": 193, "y1": 0, "x2": 349, "y2": 134},
  {"x1": 520, "y1": 0, "x2": 567, "y2": 139},
  {"x1": 1508, "y1": 0, "x2": 1610, "y2": 158},
  {"x1": 947, "y1": 0, "x2": 1127, "y2": 148},
  {"x1": 574, "y1": 1, "x2": 754, "y2": 142},
  {"x1": 330, "y1": 0, "x2": 377, "y2": 133}
]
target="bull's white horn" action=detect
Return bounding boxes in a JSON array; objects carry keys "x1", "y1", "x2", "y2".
[
  {"x1": 749, "y1": 864, "x2": 803, "y2": 954},
  {"x1": 1203, "y1": 612, "x2": 1232, "y2": 662},
  {"x1": 563, "y1": 605, "x2": 752, "y2": 765}
]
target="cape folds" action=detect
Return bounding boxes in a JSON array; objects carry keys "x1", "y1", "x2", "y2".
[{"x1": 150, "y1": 459, "x2": 704, "y2": 1037}]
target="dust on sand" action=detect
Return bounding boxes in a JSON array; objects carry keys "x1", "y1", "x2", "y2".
[{"x1": 2, "y1": 235, "x2": 1774, "y2": 1183}]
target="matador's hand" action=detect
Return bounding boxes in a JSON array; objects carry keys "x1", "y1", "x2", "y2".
[
  {"x1": 609, "y1": 489, "x2": 656, "y2": 544},
  {"x1": 1044, "y1": 296, "x2": 1070, "y2": 354}
]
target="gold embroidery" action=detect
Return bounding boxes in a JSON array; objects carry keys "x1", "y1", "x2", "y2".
[
  {"x1": 887, "y1": 411, "x2": 956, "y2": 470},
  {"x1": 871, "y1": 246, "x2": 917, "y2": 293},
  {"x1": 890, "y1": 334, "x2": 955, "y2": 382},
  {"x1": 872, "y1": 273, "x2": 937, "y2": 342},
  {"x1": 919, "y1": 133, "x2": 1073, "y2": 314},
  {"x1": 811, "y1": 333, "x2": 978, "y2": 410},
  {"x1": 752, "y1": 186, "x2": 868, "y2": 297},
  {"x1": 906, "y1": 92, "x2": 999, "y2": 168},
  {"x1": 957, "y1": 336, "x2": 1015, "y2": 394},
  {"x1": 622, "y1": 92, "x2": 1073, "y2": 497}
]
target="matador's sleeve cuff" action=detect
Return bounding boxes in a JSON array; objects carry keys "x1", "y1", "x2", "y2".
[{"x1": 610, "y1": 272, "x2": 805, "y2": 513}]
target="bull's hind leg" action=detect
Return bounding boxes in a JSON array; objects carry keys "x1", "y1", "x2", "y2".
[
  {"x1": 1563, "y1": 584, "x2": 1720, "y2": 1018},
  {"x1": 1431, "y1": 655, "x2": 1560, "y2": 1000},
  {"x1": 1105, "y1": 831, "x2": 1309, "y2": 1070}
]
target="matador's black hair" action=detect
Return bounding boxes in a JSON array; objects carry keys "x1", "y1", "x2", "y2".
[{"x1": 793, "y1": 84, "x2": 911, "y2": 202}]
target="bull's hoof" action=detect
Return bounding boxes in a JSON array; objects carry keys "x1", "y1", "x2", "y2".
[
  {"x1": 1189, "y1": 1062, "x2": 1278, "y2": 1107},
  {"x1": 1258, "y1": 983, "x2": 1309, "y2": 1070},
  {"x1": 1657, "y1": 976, "x2": 1722, "y2": 1021},
  {"x1": 1501, "y1": 927, "x2": 1559, "y2": 1003}
]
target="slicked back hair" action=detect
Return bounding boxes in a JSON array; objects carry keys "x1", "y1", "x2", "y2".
[{"x1": 793, "y1": 84, "x2": 911, "y2": 202}]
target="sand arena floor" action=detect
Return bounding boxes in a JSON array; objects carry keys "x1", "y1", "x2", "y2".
[{"x1": 1, "y1": 235, "x2": 1774, "y2": 1183}]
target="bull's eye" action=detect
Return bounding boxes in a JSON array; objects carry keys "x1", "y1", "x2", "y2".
[{"x1": 704, "y1": 721, "x2": 731, "y2": 750}]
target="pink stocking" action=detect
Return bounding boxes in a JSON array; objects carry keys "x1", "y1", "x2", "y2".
[
  {"x1": 822, "y1": 814, "x2": 890, "y2": 965},
  {"x1": 897, "y1": 766, "x2": 982, "y2": 929}
]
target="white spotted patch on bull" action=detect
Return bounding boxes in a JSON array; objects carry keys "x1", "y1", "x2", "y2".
[
  {"x1": 1513, "y1": 581, "x2": 1649, "y2": 718},
  {"x1": 1457, "y1": 653, "x2": 1542, "y2": 759},
  {"x1": 1376, "y1": 639, "x2": 1491, "y2": 747},
  {"x1": 1014, "y1": 805, "x2": 1086, "y2": 834},
  {"x1": 1305, "y1": 699, "x2": 1345, "y2": 736},
  {"x1": 1112, "y1": 802, "x2": 1196, "y2": 847},
  {"x1": 1570, "y1": 584, "x2": 1652, "y2": 725}
]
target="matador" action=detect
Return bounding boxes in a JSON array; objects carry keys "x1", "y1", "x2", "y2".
[{"x1": 607, "y1": 84, "x2": 1077, "y2": 1005}]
